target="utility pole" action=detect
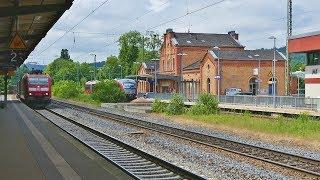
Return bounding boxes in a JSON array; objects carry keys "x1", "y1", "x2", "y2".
[
  {"x1": 90, "y1": 53, "x2": 97, "y2": 80},
  {"x1": 286, "y1": 0, "x2": 293, "y2": 95}
]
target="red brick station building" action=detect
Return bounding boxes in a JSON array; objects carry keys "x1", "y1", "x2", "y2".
[{"x1": 136, "y1": 29, "x2": 287, "y2": 97}]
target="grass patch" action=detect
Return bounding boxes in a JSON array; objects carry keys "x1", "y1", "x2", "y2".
[
  {"x1": 72, "y1": 94, "x2": 101, "y2": 107},
  {"x1": 181, "y1": 112, "x2": 320, "y2": 141},
  {"x1": 54, "y1": 94, "x2": 101, "y2": 107}
]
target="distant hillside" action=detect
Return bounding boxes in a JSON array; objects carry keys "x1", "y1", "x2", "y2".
[
  {"x1": 90, "y1": 61, "x2": 105, "y2": 68},
  {"x1": 256, "y1": 46, "x2": 306, "y2": 64}
]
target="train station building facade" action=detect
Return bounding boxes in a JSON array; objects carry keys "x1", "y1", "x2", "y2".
[
  {"x1": 289, "y1": 31, "x2": 320, "y2": 98},
  {"x1": 137, "y1": 29, "x2": 287, "y2": 97}
]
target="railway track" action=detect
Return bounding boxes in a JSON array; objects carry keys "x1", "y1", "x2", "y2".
[
  {"x1": 51, "y1": 100, "x2": 320, "y2": 177},
  {"x1": 36, "y1": 108, "x2": 204, "y2": 180}
]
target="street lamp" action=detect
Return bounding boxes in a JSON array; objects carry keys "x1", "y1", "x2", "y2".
[
  {"x1": 213, "y1": 46, "x2": 221, "y2": 102},
  {"x1": 254, "y1": 54, "x2": 260, "y2": 95},
  {"x1": 89, "y1": 53, "x2": 97, "y2": 80},
  {"x1": 269, "y1": 36, "x2": 276, "y2": 107},
  {"x1": 177, "y1": 52, "x2": 187, "y2": 94},
  {"x1": 118, "y1": 64, "x2": 123, "y2": 78}
]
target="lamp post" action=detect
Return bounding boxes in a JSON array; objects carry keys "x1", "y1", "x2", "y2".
[
  {"x1": 213, "y1": 46, "x2": 221, "y2": 102},
  {"x1": 254, "y1": 54, "x2": 260, "y2": 95},
  {"x1": 177, "y1": 52, "x2": 187, "y2": 94},
  {"x1": 133, "y1": 62, "x2": 141, "y2": 93},
  {"x1": 118, "y1": 65, "x2": 123, "y2": 78},
  {"x1": 89, "y1": 53, "x2": 97, "y2": 80},
  {"x1": 269, "y1": 36, "x2": 277, "y2": 107}
]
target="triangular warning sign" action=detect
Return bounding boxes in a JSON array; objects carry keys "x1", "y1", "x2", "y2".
[{"x1": 9, "y1": 33, "x2": 27, "y2": 50}]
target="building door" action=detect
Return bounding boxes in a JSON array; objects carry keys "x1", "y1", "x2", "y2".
[
  {"x1": 249, "y1": 77, "x2": 258, "y2": 95},
  {"x1": 268, "y1": 78, "x2": 277, "y2": 95},
  {"x1": 207, "y1": 78, "x2": 211, "y2": 93}
]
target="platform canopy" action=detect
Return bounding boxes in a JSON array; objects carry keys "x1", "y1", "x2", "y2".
[{"x1": 0, "y1": 0, "x2": 73, "y2": 76}]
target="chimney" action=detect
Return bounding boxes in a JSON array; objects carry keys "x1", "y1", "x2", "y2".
[{"x1": 228, "y1": 31, "x2": 239, "y2": 40}]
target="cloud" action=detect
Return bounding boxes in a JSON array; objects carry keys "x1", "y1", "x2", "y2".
[
  {"x1": 147, "y1": 0, "x2": 170, "y2": 12},
  {"x1": 25, "y1": 0, "x2": 320, "y2": 64}
]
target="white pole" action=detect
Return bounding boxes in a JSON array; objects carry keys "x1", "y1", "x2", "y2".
[
  {"x1": 297, "y1": 77, "x2": 300, "y2": 97},
  {"x1": 273, "y1": 38, "x2": 276, "y2": 107},
  {"x1": 217, "y1": 50, "x2": 220, "y2": 102}
]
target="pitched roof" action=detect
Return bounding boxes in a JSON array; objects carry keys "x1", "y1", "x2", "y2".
[
  {"x1": 172, "y1": 32, "x2": 243, "y2": 48},
  {"x1": 209, "y1": 49, "x2": 287, "y2": 61},
  {"x1": 143, "y1": 60, "x2": 159, "y2": 70},
  {"x1": 183, "y1": 59, "x2": 202, "y2": 70}
]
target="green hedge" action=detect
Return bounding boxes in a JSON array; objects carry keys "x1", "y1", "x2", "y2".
[
  {"x1": 189, "y1": 93, "x2": 219, "y2": 115},
  {"x1": 52, "y1": 80, "x2": 81, "y2": 99},
  {"x1": 166, "y1": 94, "x2": 185, "y2": 115},
  {"x1": 91, "y1": 80, "x2": 126, "y2": 103},
  {"x1": 151, "y1": 99, "x2": 167, "y2": 113}
]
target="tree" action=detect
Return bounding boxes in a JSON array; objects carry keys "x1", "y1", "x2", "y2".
[
  {"x1": 118, "y1": 31, "x2": 162, "y2": 76},
  {"x1": 98, "y1": 55, "x2": 121, "y2": 79},
  {"x1": 60, "y1": 49, "x2": 70, "y2": 59},
  {"x1": 45, "y1": 58, "x2": 77, "y2": 82},
  {"x1": 118, "y1": 31, "x2": 142, "y2": 76},
  {"x1": 10, "y1": 64, "x2": 29, "y2": 86},
  {"x1": 0, "y1": 76, "x2": 4, "y2": 92}
]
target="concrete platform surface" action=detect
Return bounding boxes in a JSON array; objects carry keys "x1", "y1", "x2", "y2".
[{"x1": 0, "y1": 101, "x2": 132, "y2": 180}]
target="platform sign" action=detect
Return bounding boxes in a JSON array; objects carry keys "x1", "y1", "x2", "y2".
[
  {"x1": 214, "y1": 75, "x2": 221, "y2": 79},
  {"x1": 9, "y1": 33, "x2": 27, "y2": 50}
]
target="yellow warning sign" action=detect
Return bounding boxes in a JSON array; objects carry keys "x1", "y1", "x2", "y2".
[{"x1": 9, "y1": 33, "x2": 27, "y2": 50}]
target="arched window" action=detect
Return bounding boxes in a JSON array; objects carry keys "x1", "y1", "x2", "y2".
[{"x1": 207, "y1": 78, "x2": 211, "y2": 93}]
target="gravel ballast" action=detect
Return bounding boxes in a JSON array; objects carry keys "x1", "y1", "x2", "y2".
[
  {"x1": 49, "y1": 105, "x2": 295, "y2": 179},
  {"x1": 97, "y1": 105, "x2": 320, "y2": 161}
]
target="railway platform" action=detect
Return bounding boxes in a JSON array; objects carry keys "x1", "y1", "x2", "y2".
[{"x1": 0, "y1": 98, "x2": 132, "y2": 180}]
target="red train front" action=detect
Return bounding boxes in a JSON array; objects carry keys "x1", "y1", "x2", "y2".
[{"x1": 18, "y1": 74, "x2": 52, "y2": 107}]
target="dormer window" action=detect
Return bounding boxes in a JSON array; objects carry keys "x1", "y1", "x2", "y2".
[
  {"x1": 201, "y1": 40, "x2": 205, "y2": 43},
  {"x1": 186, "y1": 40, "x2": 191, "y2": 44}
]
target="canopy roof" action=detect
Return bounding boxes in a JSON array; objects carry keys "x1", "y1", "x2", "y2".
[{"x1": 0, "y1": 0, "x2": 73, "y2": 75}]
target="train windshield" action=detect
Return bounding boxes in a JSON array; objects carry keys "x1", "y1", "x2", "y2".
[{"x1": 29, "y1": 77, "x2": 49, "y2": 85}]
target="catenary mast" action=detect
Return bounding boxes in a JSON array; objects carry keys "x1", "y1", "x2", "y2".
[{"x1": 286, "y1": 0, "x2": 293, "y2": 95}]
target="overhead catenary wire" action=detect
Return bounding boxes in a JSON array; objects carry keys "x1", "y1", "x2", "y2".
[
  {"x1": 36, "y1": 0, "x2": 112, "y2": 56},
  {"x1": 74, "y1": 0, "x2": 230, "y2": 62}
]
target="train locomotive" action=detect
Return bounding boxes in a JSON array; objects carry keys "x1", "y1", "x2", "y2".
[{"x1": 18, "y1": 74, "x2": 52, "y2": 107}]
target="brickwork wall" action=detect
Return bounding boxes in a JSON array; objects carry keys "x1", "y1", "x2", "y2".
[
  {"x1": 220, "y1": 60, "x2": 286, "y2": 95},
  {"x1": 200, "y1": 54, "x2": 217, "y2": 94}
]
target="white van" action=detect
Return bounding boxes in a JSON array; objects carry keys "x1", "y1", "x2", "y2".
[{"x1": 225, "y1": 88, "x2": 241, "y2": 96}]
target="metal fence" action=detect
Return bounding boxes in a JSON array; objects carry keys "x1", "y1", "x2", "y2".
[{"x1": 139, "y1": 92, "x2": 320, "y2": 111}]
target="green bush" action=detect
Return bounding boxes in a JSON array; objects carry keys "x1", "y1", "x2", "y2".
[
  {"x1": 151, "y1": 99, "x2": 167, "y2": 113},
  {"x1": 91, "y1": 80, "x2": 126, "y2": 103},
  {"x1": 52, "y1": 80, "x2": 81, "y2": 99},
  {"x1": 190, "y1": 93, "x2": 219, "y2": 115},
  {"x1": 166, "y1": 94, "x2": 185, "y2": 115}
]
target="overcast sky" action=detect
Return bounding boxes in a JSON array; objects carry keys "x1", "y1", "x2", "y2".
[{"x1": 26, "y1": 0, "x2": 320, "y2": 64}]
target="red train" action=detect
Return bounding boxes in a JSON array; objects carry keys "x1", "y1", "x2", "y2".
[{"x1": 18, "y1": 74, "x2": 52, "y2": 107}]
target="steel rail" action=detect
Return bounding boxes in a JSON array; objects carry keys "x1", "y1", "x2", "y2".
[
  {"x1": 51, "y1": 100, "x2": 320, "y2": 177},
  {"x1": 37, "y1": 108, "x2": 204, "y2": 180}
]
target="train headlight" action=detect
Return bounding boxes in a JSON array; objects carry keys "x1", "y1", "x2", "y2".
[
  {"x1": 29, "y1": 92, "x2": 32, "y2": 96},
  {"x1": 45, "y1": 93, "x2": 48, "y2": 96}
]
